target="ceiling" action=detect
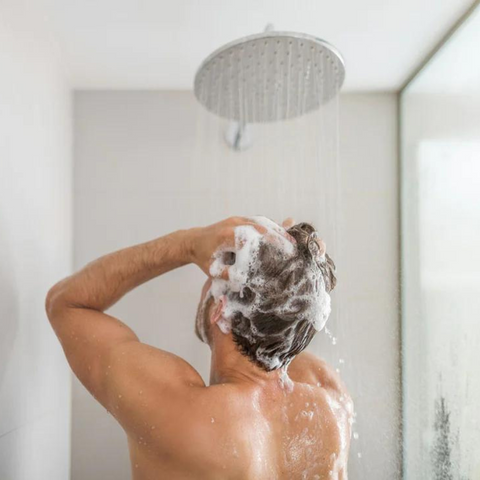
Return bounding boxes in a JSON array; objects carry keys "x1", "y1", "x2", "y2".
[
  {"x1": 407, "y1": 5, "x2": 480, "y2": 94},
  {"x1": 29, "y1": 0, "x2": 475, "y2": 91}
]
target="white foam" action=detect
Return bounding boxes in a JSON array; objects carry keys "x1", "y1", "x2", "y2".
[
  {"x1": 279, "y1": 366, "x2": 294, "y2": 392},
  {"x1": 247, "y1": 215, "x2": 296, "y2": 256},
  {"x1": 216, "y1": 316, "x2": 232, "y2": 334},
  {"x1": 324, "y1": 391, "x2": 353, "y2": 476}
]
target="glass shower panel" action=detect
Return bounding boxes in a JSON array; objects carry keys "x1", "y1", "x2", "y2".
[{"x1": 401, "y1": 6, "x2": 480, "y2": 480}]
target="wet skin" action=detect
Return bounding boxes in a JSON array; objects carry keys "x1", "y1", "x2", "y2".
[{"x1": 123, "y1": 349, "x2": 353, "y2": 480}]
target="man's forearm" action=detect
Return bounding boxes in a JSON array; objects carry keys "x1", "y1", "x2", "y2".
[{"x1": 46, "y1": 229, "x2": 194, "y2": 313}]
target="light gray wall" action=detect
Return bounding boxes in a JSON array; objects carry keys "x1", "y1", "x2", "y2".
[
  {"x1": 0, "y1": 4, "x2": 72, "y2": 480},
  {"x1": 73, "y1": 91, "x2": 400, "y2": 479}
]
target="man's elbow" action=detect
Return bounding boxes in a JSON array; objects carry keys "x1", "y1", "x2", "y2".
[{"x1": 45, "y1": 281, "x2": 67, "y2": 321}]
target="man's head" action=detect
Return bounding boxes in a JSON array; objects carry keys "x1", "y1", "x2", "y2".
[{"x1": 195, "y1": 219, "x2": 336, "y2": 372}]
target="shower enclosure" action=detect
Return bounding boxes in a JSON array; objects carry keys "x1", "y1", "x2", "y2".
[{"x1": 401, "y1": 4, "x2": 480, "y2": 479}]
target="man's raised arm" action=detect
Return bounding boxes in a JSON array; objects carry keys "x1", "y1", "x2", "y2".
[
  {"x1": 46, "y1": 229, "x2": 192, "y2": 315},
  {"x1": 45, "y1": 229, "x2": 196, "y2": 406}
]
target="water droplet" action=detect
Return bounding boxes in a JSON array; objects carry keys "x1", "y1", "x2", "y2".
[
  {"x1": 211, "y1": 417, "x2": 215, "y2": 423},
  {"x1": 151, "y1": 426, "x2": 155, "y2": 430},
  {"x1": 118, "y1": 394, "x2": 122, "y2": 399},
  {"x1": 353, "y1": 432, "x2": 359, "y2": 440},
  {"x1": 357, "y1": 452, "x2": 362, "y2": 458},
  {"x1": 339, "y1": 358, "x2": 345, "y2": 364}
]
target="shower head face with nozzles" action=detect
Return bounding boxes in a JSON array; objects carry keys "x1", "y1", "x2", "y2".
[{"x1": 194, "y1": 31, "x2": 345, "y2": 124}]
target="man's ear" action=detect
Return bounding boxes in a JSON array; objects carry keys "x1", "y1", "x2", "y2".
[{"x1": 210, "y1": 295, "x2": 226, "y2": 325}]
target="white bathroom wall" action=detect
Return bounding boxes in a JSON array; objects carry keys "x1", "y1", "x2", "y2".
[
  {"x1": 73, "y1": 91, "x2": 400, "y2": 479},
  {"x1": 0, "y1": 3, "x2": 72, "y2": 480}
]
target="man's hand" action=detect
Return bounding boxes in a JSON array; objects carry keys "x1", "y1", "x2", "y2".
[
  {"x1": 187, "y1": 217, "x2": 304, "y2": 279},
  {"x1": 188, "y1": 216, "x2": 267, "y2": 277}
]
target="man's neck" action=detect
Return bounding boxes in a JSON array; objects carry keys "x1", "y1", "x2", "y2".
[{"x1": 208, "y1": 330, "x2": 282, "y2": 386}]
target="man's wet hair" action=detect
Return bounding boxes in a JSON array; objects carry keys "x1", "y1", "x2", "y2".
[{"x1": 221, "y1": 222, "x2": 336, "y2": 371}]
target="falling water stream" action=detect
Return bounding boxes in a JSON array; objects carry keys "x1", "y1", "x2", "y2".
[{"x1": 187, "y1": 30, "x2": 367, "y2": 477}]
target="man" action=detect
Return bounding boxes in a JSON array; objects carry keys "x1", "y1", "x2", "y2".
[{"x1": 46, "y1": 216, "x2": 353, "y2": 479}]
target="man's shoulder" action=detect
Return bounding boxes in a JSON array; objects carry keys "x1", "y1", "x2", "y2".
[
  {"x1": 288, "y1": 350, "x2": 325, "y2": 378},
  {"x1": 289, "y1": 351, "x2": 347, "y2": 395}
]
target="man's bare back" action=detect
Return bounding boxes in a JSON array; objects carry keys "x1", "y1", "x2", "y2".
[
  {"x1": 115, "y1": 345, "x2": 352, "y2": 480},
  {"x1": 46, "y1": 217, "x2": 351, "y2": 479}
]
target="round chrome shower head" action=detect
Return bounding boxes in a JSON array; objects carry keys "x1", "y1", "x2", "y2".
[{"x1": 194, "y1": 31, "x2": 345, "y2": 123}]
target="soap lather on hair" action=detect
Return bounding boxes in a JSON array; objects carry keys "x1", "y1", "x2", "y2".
[{"x1": 204, "y1": 216, "x2": 337, "y2": 371}]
